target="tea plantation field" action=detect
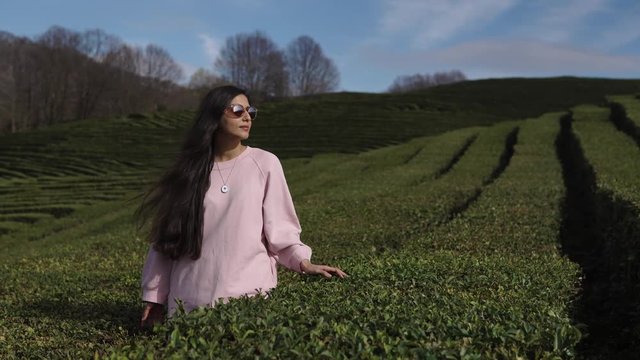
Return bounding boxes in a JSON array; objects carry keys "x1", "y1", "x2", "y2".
[{"x1": 1, "y1": 78, "x2": 640, "y2": 358}]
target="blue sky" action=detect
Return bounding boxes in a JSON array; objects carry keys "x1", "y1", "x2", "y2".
[{"x1": 1, "y1": 0, "x2": 639, "y2": 92}]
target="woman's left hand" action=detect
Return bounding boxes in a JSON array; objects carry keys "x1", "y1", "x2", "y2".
[{"x1": 300, "y1": 259, "x2": 348, "y2": 278}]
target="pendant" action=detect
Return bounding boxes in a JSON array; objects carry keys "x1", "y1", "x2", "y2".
[{"x1": 221, "y1": 185, "x2": 229, "y2": 193}]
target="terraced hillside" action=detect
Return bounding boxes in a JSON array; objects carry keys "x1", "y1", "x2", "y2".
[
  {"x1": 2, "y1": 77, "x2": 640, "y2": 239},
  {"x1": 0, "y1": 111, "x2": 190, "y2": 242},
  {"x1": 560, "y1": 101, "x2": 640, "y2": 358},
  {"x1": 1, "y1": 78, "x2": 640, "y2": 358}
]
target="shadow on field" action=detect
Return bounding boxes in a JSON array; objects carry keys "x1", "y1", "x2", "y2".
[
  {"x1": 556, "y1": 113, "x2": 640, "y2": 359},
  {"x1": 444, "y1": 127, "x2": 519, "y2": 222},
  {"x1": 609, "y1": 102, "x2": 640, "y2": 147},
  {"x1": 433, "y1": 134, "x2": 478, "y2": 179},
  {"x1": 24, "y1": 298, "x2": 141, "y2": 335},
  {"x1": 482, "y1": 127, "x2": 518, "y2": 187}
]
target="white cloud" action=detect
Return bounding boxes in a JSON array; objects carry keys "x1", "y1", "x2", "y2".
[
  {"x1": 198, "y1": 33, "x2": 220, "y2": 62},
  {"x1": 359, "y1": 39, "x2": 640, "y2": 78},
  {"x1": 440, "y1": 40, "x2": 640, "y2": 74},
  {"x1": 518, "y1": 0, "x2": 611, "y2": 44},
  {"x1": 378, "y1": 0, "x2": 517, "y2": 48},
  {"x1": 593, "y1": 4, "x2": 640, "y2": 50}
]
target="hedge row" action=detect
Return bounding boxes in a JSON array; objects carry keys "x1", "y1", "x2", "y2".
[
  {"x1": 569, "y1": 104, "x2": 640, "y2": 356},
  {"x1": 107, "y1": 115, "x2": 582, "y2": 358},
  {"x1": 415, "y1": 112, "x2": 568, "y2": 255},
  {"x1": 292, "y1": 122, "x2": 518, "y2": 259},
  {"x1": 2, "y1": 114, "x2": 580, "y2": 358},
  {"x1": 0, "y1": 216, "x2": 145, "y2": 359},
  {"x1": 572, "y1": 105, "x2": 640, "y2": 211},
  {"x1": 110, "y1": 251, "x2": 579, "y2": 359},
  {"x1": 0, "y1": 172, "x2": 149, "y2": 236},
  {"x1": 285, "y1": 126, "x2": 480, "y2": 198},
  {"x1": 608, "y1": 94, "x2": 640, "y2": 131}
]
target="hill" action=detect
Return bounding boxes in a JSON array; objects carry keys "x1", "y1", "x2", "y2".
[
  {"x1": 1, "y1": 77, "x2": 640, "y2": 358},
  {"x1": 3, "y1": 77, "x2": 639, "y2": 239},
  {"x1": 252, "y1": 76, "x2": 640, "y2": 157}
]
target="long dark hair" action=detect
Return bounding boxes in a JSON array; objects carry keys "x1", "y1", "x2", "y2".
[{"x1": 135, "y1": 85, "x2": 250, "y2": 260}]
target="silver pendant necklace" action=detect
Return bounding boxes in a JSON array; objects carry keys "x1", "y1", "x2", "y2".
[{"x1": 215, "y1": 156, "x2": 238, "y2": 194}]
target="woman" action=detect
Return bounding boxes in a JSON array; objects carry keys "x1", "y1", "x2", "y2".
[{"x1": 138, "y1": 85, "x2": 346, "y2": 328}]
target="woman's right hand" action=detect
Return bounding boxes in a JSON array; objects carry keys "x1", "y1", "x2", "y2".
[{"x1": 141, "y1": 302, "x2": 164, "y2": 329}]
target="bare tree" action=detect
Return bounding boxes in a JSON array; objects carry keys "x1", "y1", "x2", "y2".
[
  {"x1": 388, "y1": 70, "x2": 467, "y2": 93},
  {"x1": 145, "y1": 44, "x2": 184, "y2": 110},
  {"x1": 36, "y1": 26, "x2": 83, "y2": 124},
  {"x1": 103, "y1": 43, "x2": 183, "y2": 113},
  {"x1": 103, "y1": 43, "x2": 146, "y2": 114},
  {"x1": 108, "y1": 43, "x2": 139, "y2": 74},
  {"x1": 264, "y1": 49, "x2": 289, "y2": 98},
  {"x1": 8, "y1": 38, "x2": 40, "y2": 132},
  {"x1": 141, "y1": 44, "x2": 184, "y2": 84},
  {"x1": 286, "y1": 36, "x2": 339, "y2": 96},
  {"x1": 215, "y1": 31, "x2": 288, "y2": 98},
  {"x1": 0, "y1": 36, "x2": 16, "y2": 132},
  {"x1": 188, "y1": 68, "x2": 223, "y2": 89},
  {"x1": 73, "y1": 29, "x2": 123, "y2": 119},
  {"x1": 0, "y1": 26, "x2": 190, "y2": 134}
]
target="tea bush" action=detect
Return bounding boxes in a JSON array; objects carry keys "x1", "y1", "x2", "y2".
[
  {"x1": 111, "y1": 252, "x2": 578, "y2": 359},
  {"x1": 416, "y1": 112, "x2": 567, "y2": 255},
  {"x1": 5, "y1": 81, "x2": 640, "y2": 358},
  {"x1": 295, "y1": 121, "x2": 519, "y2": 258},
  {"x1": 568, "y1": 103, "x2": 640, "y2": 357},
  {"x1": 572, "y1": 105, "x2": 640, "y2": 210},
  {"x1": 106, "y1": 114, "x2": 582, "y2": 358},
  {"x1": 608, "y1": 94, "x2": 640, "y2": 130}
]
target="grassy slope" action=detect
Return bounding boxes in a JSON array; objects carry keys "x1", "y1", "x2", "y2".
[
  {"x1": 251, "y1": 77, "x2": 640, "y2": 157},
  {"x1": 105, "y1": 113, "x2": 580, "y2": 358},
  {"x1": 3, "y1": 77, "x2": 638, "y2": 240},
  {"x1": 569, "y1": 103, "x2": 640, "y2": 357},
  {"x1": 3, "y1": 77, "x2": 639, "y2": 172},
  {"x1": 1, "y1": 77, "x2": 640, "y2": 358},
  {"x1": 1, "y1": 118, "x2": 579, "y2": 358}
]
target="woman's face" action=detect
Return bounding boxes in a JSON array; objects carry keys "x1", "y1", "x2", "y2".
[{"x1": 217, "y1": 94, "x2": 253, "y2": 141}]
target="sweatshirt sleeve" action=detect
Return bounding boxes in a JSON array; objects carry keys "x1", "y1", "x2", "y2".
[
  {"x1": 262, "y1": 155, "x2": 312, "y2": 273},
  {"x1": 141, "y1": 247, "x2": 172, "y2": 305}
]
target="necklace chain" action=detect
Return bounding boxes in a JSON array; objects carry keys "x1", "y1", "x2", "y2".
[{"x1": 215, "y1": 156, "x2": 238, "y2": 193}]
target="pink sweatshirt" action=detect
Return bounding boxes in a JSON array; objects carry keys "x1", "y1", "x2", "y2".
[{"x1": 141, "y1": 146, "x2": 312, "y2": 315}]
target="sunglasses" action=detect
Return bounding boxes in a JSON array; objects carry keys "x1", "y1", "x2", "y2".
[{"x1": 226, "y1": 104, "x2": 258, "y2": 120}]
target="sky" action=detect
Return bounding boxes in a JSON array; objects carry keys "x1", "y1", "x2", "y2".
[{"x1": 1, "y1": 0, "x2": 640, "y2": 93}]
